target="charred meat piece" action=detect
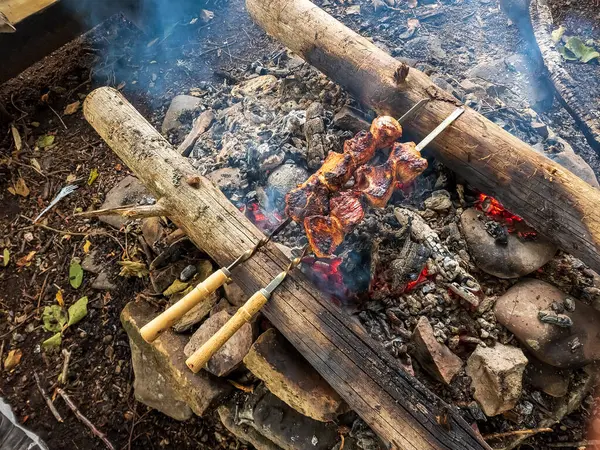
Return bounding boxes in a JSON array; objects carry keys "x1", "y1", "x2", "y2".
[
  {"x1": 330, "y1": 191, "x2": 365, "y2": 232},
  {"x1": 343, "y1": 130, "x2": 377, "y2": 167},
  {"x1": 389, "y1": 142, "x2": 428, "y2": 185},
  {"x1": 304, "y1": 215, "x2": 345, "y2": 258},
  {"x1": 355, "y1": 161, "x2": 397, "y2": 208},
  {"x1": 316, "y1": 151, "x2": 355, "y2": 191},
  {"x1": 284, "y1": 176, "x2": 330, "y2": 223},
  {"x1": 370, "y1": 116, "x2": 403, "y2": 150}
]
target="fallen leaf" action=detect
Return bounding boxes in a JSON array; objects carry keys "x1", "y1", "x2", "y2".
[
  {"x1": 42, "y1": 333, "x2": 62, "y2": 350},
  {"x1": 36, "y1": 134, "x2": 55, "y2": 149},
  {"x1": 557, "y1": 45, "x2": 578, "y2": 61},
  {"x1": 2, "y1": 248, "x2": 9, "y2": 267},
  {"x1": 551, "y1": 26, "x2": 565, "y2": 43},
  {"x1": 67, "y1": 296, "x2": 88, "y2": 327},
  {"x1": 30, "y1": 158, "x2": 42, "y2": 174},
  {"x1": 11, "y1": 125, "x2": 22, "y2": 152},
  {"x1": 69, "y1": 260, "x2": 84, "y2": 289},
  {"x1": 8, "y1": 178, "x2": 30, "y2": 197},
  {"x1": 118, "y1": 260, "x2": 149, "y2": 278},
  {"x1": 83, "y1": 240, "x2": 92, "y2": 253},
  {"x1": 65, "y1": 173, "x2": 77, "y2": 183},
  {"x1": 4, "y1": 349, "x2": 22, "y2": 371},
  {"x1": 565, "y1": 36, "x2": 600, "y2": 63},
  {"x1": 56, "y1": 290, "x2": 64, "y2": 307},
  {"x1": 87, "y1": 168, "x2": 99, "y2": 185},
  {"x1": 16, "y1": 250, "x2": 36, "y2": 267},
  {"x1": 42, "y1": 305, "x2": 67, "y2": 332},
  {"x1": 63, "y1": 101, "x2": 80, "y2": 116},
  {"x1": 163, "y1": 279, "x2": 189, "y2": 296}
]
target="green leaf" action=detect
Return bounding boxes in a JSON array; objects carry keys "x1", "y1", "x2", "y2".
[
  {"x1": 42, "y1": 333, "x2": 62, "y2": 349},
  {"x1": 67, "y1": 296, "x2": 88, "y2": 327},
  {"x1": 163, "y1": 279, "x2": 189, "y2": 296},
  {"x1": 42, "y1": 305, "x2": 67, "y2": 332},
  {"x1": 551, "y1": 26, "x2": 565, "y2": 43},
  {"x1": 557, "y1": 45, "x2": 579, "y2": 61},
  {"x1": 69, "y1": 260, "x2": 83, "y2": 289},
  {"x1": 36, "y1": 134, "x2": 55, "y2": 148},
  {"x1": 2, "y1": 248, "x2": 9, "y2": 267},
  {"x1": 87, "y1": 168, "x2": 99, "y2": 185},
  {"x1": 565, "y1": 36, "x2": 600, "y2": 63}
]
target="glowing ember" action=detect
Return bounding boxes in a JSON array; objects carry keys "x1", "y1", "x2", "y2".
[
  {"x1": 404, "y1": 267, "x2": 429, "y2": 292},
  {"x1": 240, "y1": 203, "x2": 282, "y2": 232},
  {"x1": 302, "y1": 256, "x2": 350, "y2": 300},
  {"x1": 475, "y1": 193, "x2": 537, "y2": 238}
]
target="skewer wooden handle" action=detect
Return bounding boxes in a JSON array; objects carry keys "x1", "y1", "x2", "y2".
[
  {"x1": 186, "y1": 289, "x2": 269, "y2": 373},
  {"x1": 140, "y1": 268, "x2": 230, "y2": 343}
]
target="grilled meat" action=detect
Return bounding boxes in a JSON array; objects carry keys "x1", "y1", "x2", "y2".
[
  {"x1": 316, "y1": 152, "x2": 355, "y2": 191},
  {"x1": 284, "y1": 177, "x2": 330, "y2": 223},
  {"x1": 389, "y1": 142, "x2": 428, "y2": 185},
  {"x1": 355, "y1": 161, "x2": 397, "y2": 208},
  {"x1": 304, "y1": 215, "x2": 345, "y2": 258},
  {"x1": 330, "y1": 191, "x2": 365, "y2": 232},
  {"x1": 370, "y1": 116, "x2": 403, "y2": 150}
]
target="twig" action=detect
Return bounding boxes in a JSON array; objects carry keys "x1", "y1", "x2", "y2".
[
  {"x1": 37, "y1": 271, "x2": 51, "y2": 311},
  {"x1": 47, "y1": 104, "x2": 68, "y2": 130},
  {"x1": 59, "y1": 349, "x2": 71, "y2": 385},
  {"x1": 74, "y1": 202, "x2": 166, "y2": 219},
  {"x1": 483, "y1": 427, "x2": 553, "y2": 440},
  {"x1": 547, "y1": 441, "x2": 600, "y2": 448},
  {"x1": 57, "y1": 388, "x2": 116, "y2": 450},
  {"x1": 34, "y1": 372, "x2": 63, "y2": 423}
]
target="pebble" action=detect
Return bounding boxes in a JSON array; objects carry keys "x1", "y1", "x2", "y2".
[
  {"x1": 162, "y1": 95, "x2": 203, "y2": 134},
  {"x1": 206, "y1": 167, "x2": 245, "y2": 192},
  {"x1": 266, "y1": 164, "x2": 309, "y2": 199},
  {"x1": 103, "y1": 335, "x2": 114, "y2": 344},
  {"x1": 460, "y1": 208, "x2": 557, "y2": 278},
  {"x1": 91, "y1": 272, "x2": 117, "y2": 291},
  {"x1": 424, "y1": 190, "x2": 452, "y2": 212},
  {"x1": 333, "y1": 106, "x2": 369, "y2": 133},
  {"x1": 98, "y1": 176, "x2": 152, "y2": 229},
  {"x1": 494, "y1": 278, "x2": 600, "y2": 368},
  {"x1": 180, "y1": 265, "x2": 197, "y2": 282}
]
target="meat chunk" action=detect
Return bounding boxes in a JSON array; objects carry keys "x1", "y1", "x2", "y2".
[
  {"x1": 330, "y1": 191, "x2": 365, "y2": 232},
  {"x1": 343, "y1": 131, "x2": 376, "y2": 167},
  {"x1": 316, "y1": 152, "x2": 355, "y2": 191},
  {"x1": 389, "y1": 142, "x2": 428, "y2": 185},
  {"x1": 304, "y1": 215, "x2": 345, "y2": 258},
  {"x1": 284, "y1": 177, "x2": 329, "y2": 223},
  {"x1": 355, "y1": 161, "x2": 397, "y2": 208},
  {"x1": 370, "y1": 116, "x2": 403, "y2": 149}
]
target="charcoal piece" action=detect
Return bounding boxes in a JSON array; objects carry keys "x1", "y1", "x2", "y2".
[
  {"x1": 537, "y1": 310, "x2": 573, "y2": 328},
  {"x1": 484, "y1": 220, "x2": 508, "y2": 245}
]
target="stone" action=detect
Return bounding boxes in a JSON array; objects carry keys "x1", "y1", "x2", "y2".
[
  {"x1": 411, "y1": 317, "x2": 463, "y2": 384},
  {"x1": 184, "y1": 310, "x2": 253, "y2": 377},
  {"x1": 99, "y1": 176, "x2": 151, "y2": 229},
  {"x1": 542, "y1": 135, "x2": 599, "y2": 187},
  {"x1": 223, "y1": 281, "x2": 246, "y2": 306},
  {"x1": 81, "y1": 250, "x2": 104, "y2": 274},
  {"x1": 466, "y1": 343, "x2": 528, "y2": 416},
  {"x1": 141, "y1": 217, "x2": 166, "y2": 253},
  {"x1": 121, "y1": 302, "x2": 230, "y2": 416},
  {"x1": 266, "y1": 164, "x2": 309, "y2": 199},
  {"x1": 431, "y1": 76, "x2": 455, "y2": 95},
  {"x1": 130, "y1": 338, "x2": 193, "y2": 421},
  {"x1": 244, "y1": 329, "x2": 347, "y2": 422},
  {"x1": 333, "y1": 106, "x2": 370, "y2": 134},
  {"x1": 91, "y1": 271, "x2": 116, "y2": 291},
  {"x1": 172, "y1": 291, "x2": 219, "y2": 333},
  {"x1": 206, "y1": 167, "x2": 245, "y2": 192},
  {"x1": 403, "y1": 36, "x2": 447, "y2": 61},
  {"x1": 531, "y1": 121, "x2": 549, "y2": 139},
  {"x1": 218, "y1": 403, "x2": 280, "y2": 450},
  {"x1": 460, "y1": 208, "x2": 557, "y2": 278},
  {"x1": 162, "y1": 95, "x2": 203, "y2": 134},
  {"x1": 210, "y1": 298, "x2": 237, "y2": 317},
  {"x1": 525, "y1": 357, "x2": 570, "y2": 398},
  {"x1": 459, "y1": 79, "x2": 484, "y2": 94},
  {"x1": 494, "y1": 278, "x2": 600, "y2": 368},
  {"x1": 150, "y1": 261, "x2": 189, "y2": 294},
  {"x1": 231, "y1": 75, "x2": 278, "y2": 98},
  {"x1": 423, "y1": 190, "x2": 452, "y2": 212}
]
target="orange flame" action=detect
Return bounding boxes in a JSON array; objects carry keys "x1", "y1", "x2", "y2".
[{"x1": 475, "y1": 194, "x2": 537, "y2": 238}]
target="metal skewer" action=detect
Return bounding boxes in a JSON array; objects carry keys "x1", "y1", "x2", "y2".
[
  {"x1": 416, "y1": 107, "x2": 464, "y2": 152},
  {"x1": 140, "y1": 218, "x2": 292, "y2": 343},
  {"x1": 397, "y1": 99, "x2": 429, "y2": 124},
  {"x1": 185, "y1": 245, "x2": 309, "y2": 373}
]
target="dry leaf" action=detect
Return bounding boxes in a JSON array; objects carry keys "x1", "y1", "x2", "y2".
[
  {"x1": 2, "y1": 248, "x2": 9, "y2": 267},
  {"x1": 56, "y1": 290, "x2": 64, "y2": 307},
  {"x1": 118, "y1": 260, "x2": 149, "y2": 278},
  {"x1": 36, "y1": 134, "x2": 55, "y2": 149},
  {"x1": 16, "y1": 250, "x2": 36, "y2": 267},
  {"x1": 30, "y1": 158, "x2": 42, "y2": 174},
  {"x1": 8, "y1": 178, "x2": 30, "y2": 197},
  {"x1": 11, "y1": 125, "x2": 22, "y2": 152},
  {"x1": 83, "y1": 240, "x2": 92, "y2": 253},
  {"x1": 63, "y1": 101, "x2": 80, "y2": 116},
  {"x1": 66, "y1": 174, "x2": 77, "y2": 183},
  {"x1": 4, "y1": 349, "x2": 22, "y2": 371}
]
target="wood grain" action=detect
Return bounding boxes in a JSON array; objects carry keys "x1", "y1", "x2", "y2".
[{"x1": 0, "y1": 0, "x2": 57, "y2": 23}]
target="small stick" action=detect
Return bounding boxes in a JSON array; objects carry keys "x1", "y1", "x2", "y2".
[
  {"x1": 34, "y1": 372, "x2": 63, "y2": 423},
  {"x1": 74, "y1": 202, "x2": 166, "y2": 219},
  {"x1": 57, "y1": 388, "x2": 115, "y2": 450},
  {"x1": 178, "y1": 109, "x2": 215, "y2": 157},
  {"x1": 482, "y1": 427, "x2": 553, "y2": 440},
  {"x1": 59, "y1": 349, "x2": 71, "y2": 385}
]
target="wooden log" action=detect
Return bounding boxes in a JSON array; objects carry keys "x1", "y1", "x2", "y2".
[
  {"x1": 83, "y1": 87, "x2": 489, "y2": 450},
  {"x1": 246, "y1": 0, "x2": 600, "y2": 274}
]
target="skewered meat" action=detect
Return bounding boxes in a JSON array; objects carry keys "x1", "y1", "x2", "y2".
[
  {"x1": 330, "y1": 191, "x2": 365, "y2": 232},
  {"x1": 370, "y1": 116, "x2": 403, "y2": 150},
  {"x1": 389, "y1": 142, "x2": 428, "y2": 185},
  {"x1": 316, "y1": 152, "x2": 355, "y2": 191},
  {"x1": 355, "y1": 161, "x2": 397, "y2": 208},
  {"x1": 304, "y1": 215, "x2": 345, "y2": 258},
  {"x1": 284, "y1": 177, "x2": 329, "y2": 223},
  {"x1": 343, "y1": 130, "x2": 377, "y2": 167}
]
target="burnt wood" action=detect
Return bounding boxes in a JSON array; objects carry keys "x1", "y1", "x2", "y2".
[
  {"x1": 246, "y1": 0, "x2": 600, "y2": 275},
  {"x1": 84, "y1": 87, "x2": 490, "y2": 450}
]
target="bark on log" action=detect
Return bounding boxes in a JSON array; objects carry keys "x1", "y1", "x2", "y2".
[
  {"x1": 246, "y1": 0, "x2": 600, "y2": 274},
  {"x1": 83, "y1": 87, "x2": 489, "y2": 450}
]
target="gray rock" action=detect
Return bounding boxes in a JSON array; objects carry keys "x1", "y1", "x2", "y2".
[
  {"x1": 206, "y1": 167, "x2": 245, "y2": 192},
  {"x1": 141, "y1": 217, "x2": 166, "y2": 253},
  {"x1": 223, "y1": 281, "x2": 246, "y2": 306},
  {"x1": 81, "y1": 250, "x2": 103, "y2": 274},
  {"x1": 91, "y1": 272, "x2": 116, "y2": 291},
  {"x1": 130, "y1": 339, "x2": 193, "y2": 421},
  {"x1": 267, "y1": 164, "x2": 309, "y2": 199},
  {"x1": 542, "y1": 135, "x2": 599, "y2": 187},
  {"x1": 150, "y1": 261, "x2": 189, "y2": 294},
  {"x1": 423, "y1": 190, "x2": 452, "y2": 211},
  {"x1": 99, "y1": 176, "x2": 151, "y2": 229},
  {"x1": 218, "y1": 403, "x2": 280, "y2": 450},
  {"x1": 184, "y1": 310, "x2": 253, "y2": 377},
  {"x1": 459, "y1": 79, "x2": 485, "y2": 94},
  {"x1": 466, "y1": 343, "x2": 528, "y2": 416},
  {"x1": 333, "y1": 106, "x2": 370, "y2": 134},
  {"x1": 431, "y1": 76, "x2": 455, "y2": 95},
  {"x1": 171, "y1": 291, "x2": 219, "y2": 333},
  {"x1": 525, "y1": 357, "x2": 570, "y2": 397},
  {"x1": 460, "y1": 208, "x2": 557, "y2": 278},
  {"x1": 404, "y1": 36, "x2": 447, "y2": 61},
  {"x1": 162, "y1": 95, "x2": 203, "y2": 134},
  {"x1": 494, "y1": 279, "x2": 600, "y2": 368}
]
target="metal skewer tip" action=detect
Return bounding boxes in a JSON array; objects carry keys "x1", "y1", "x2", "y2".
[
  {"x1": 397, "y1": 99, "x2": 429, "y2": 124},
  {"x1": 416, "y1": 107, "x2": 465, "y2": 152}
]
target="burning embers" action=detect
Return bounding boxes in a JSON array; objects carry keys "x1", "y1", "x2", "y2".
[
  {"x1": 285, "y1": 116, "x2": 428, "y2": 258},
  {"x1": 475, "y1": 194, "x2": 537, "y2": 242}
]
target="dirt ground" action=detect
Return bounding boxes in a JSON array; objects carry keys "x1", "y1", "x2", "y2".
[{"x1": 1, "y1": 0, "x2": 599, "y2": 449}]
